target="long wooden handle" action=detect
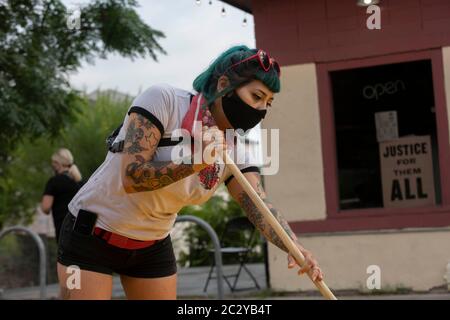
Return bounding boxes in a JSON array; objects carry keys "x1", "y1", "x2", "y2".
[{"x1": 223, "y1": 152, "x2": 337, "y2": 300}]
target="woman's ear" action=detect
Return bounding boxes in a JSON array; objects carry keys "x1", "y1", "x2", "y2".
[{"x1": 216, "y1": 75, "x2": 230, "y2": 93}]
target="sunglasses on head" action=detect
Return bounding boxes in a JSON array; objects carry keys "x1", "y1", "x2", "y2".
[{"x1": 226, "y1": 49, "x2": 281, "y2": 77}]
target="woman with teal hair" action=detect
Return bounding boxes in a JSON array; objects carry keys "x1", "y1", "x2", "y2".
[{"x1": 56, "y1": 45, "x2": 323, "y2": 299}]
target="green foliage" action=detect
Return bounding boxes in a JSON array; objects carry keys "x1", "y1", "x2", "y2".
[
  {"x1": 0, "y1": 0, "x2": 165, "y2": 225},
  {"x1": 177, "y1": 188, "x2": 264, "y2": 267},
  {"x1": 0, "y1": 92, "x2": 130, "y2": 225},
  {"x1": 0, "y1": 0, "x2": 165, "y2": 161},
  {"x1": 61, "y1": 92, "x2": 130, "y2": 175}
]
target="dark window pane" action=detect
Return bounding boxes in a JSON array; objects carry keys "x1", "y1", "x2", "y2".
[{"x1": 330, "y1": 60, "x2": 441, "y2": 210}]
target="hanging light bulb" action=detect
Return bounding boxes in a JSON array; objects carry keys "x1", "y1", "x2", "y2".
[
  {"x1": 209, "y1": 0, "x2": 212, "y2": 4},
  {"x1": 221, "y1": 6, "x2": 226, "y2": 17},
  {"x1": 356, "y1": 0, "x2": 380, "y2": 6},
  {"x1": 242, "y1": 15, "x2": 248, "y2": 27},
  {"x1": 195, "y1": 0, "x2": 201, "y2": 5}
]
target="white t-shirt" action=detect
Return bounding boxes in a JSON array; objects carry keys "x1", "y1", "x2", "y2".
[{"x1": 68, "y1": 83, "x2": 257, "y2": 240}]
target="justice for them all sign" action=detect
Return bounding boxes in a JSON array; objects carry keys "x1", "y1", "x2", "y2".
[{"x1": 379, "y1": 135, "x2": 435, "y2": 208}]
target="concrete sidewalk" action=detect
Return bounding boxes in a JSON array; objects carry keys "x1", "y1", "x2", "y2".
[
  {"x1": 2, "y1": 262, "x2": 450, "y2": 300},
  {"x1": 1, "y1": 263, "x2": 267, "y2": 300},
  {"x1": 262, "y1": 292, "x2": 450, "y2": 300}
]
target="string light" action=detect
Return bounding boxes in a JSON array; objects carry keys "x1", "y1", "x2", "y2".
[{"x1": 195, "y1": 1, "x2": 247, "y2": 22}]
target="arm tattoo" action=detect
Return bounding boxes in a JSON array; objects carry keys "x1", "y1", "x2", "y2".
[
  {"x1": 238, "y1": 182, "x2": 297, "y2": 253},
  {"x1": 122, "y1": 113, "x2": 196, "y2": 192},
  {"x1": 124, "y1": 116, "x2": 149, "y2": 154},
  {"x1": 125, "y1": 157, "x2": 195, "y2": 192},
  {"x1": 238, "y1": 191, "x2": 266, "y2": 232}
]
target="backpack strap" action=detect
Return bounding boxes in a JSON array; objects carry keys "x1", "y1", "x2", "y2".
[{"x1": 106, "y1": 124, "x2": 124, "y2": 153}]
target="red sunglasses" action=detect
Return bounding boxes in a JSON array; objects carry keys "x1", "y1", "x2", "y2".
[{"x1": 226, "y1": 49, "x2": 281, "y2": 77}]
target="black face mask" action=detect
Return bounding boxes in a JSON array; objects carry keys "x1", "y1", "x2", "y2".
[{"x1": 221, "y1": 91, "x2": 266, "y2": 132}]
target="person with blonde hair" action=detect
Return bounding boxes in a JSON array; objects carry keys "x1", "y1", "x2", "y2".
[{"x1": 40, "y1": 148, "x2": 84, "y2": 243}]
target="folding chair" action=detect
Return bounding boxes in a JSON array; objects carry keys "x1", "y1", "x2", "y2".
[{"x1": 203, "y1": 216, "x2": 261, "y2": 292}]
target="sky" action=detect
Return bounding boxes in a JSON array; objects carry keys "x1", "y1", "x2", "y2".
[{"x1": 63, "y1": 0, "x2": 256, "y2": 96}]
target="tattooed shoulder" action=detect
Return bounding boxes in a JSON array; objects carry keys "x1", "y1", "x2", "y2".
[{"x1": 124, "y1": 113, "x2": 159, "y2": 155}]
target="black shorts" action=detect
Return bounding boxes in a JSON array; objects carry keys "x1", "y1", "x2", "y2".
[{"x1": 57, "y1": 213, "x2": 177, "y2": 278}]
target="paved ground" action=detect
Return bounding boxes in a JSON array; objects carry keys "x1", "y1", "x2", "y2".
[
  {"x1": 1, "y1": 263, "x2": 267, "y2": 300},
  {"x1": 265, "y1": 293, "x2": 450, "y2": 300},
  {"x1": 2, "y1": 263, "x2": 450, "y2": 300}
]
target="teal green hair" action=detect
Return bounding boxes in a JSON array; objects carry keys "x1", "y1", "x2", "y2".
[{"x1": 193, "y1": 45, "x2": 281, "y2": 105}]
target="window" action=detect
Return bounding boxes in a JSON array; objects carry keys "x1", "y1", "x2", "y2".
[
  {"x1": 290, "y1": 50, "x2": 450, "y2": 233},
  {"x1": 330, "y1": 60, "x2": 441, "y2": 211}
]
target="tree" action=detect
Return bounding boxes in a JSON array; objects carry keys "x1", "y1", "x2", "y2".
[
  {"x1": 0, "y1": 0, "x2": 165, "y2": 222},
  {"x1": 0, "y1": 0, "x2": 166, "y2": 162},
  {"x1": 1, "y1": 91, "x2": 130, "y2": 225}
]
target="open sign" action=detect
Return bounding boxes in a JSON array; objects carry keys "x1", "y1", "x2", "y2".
[{"x1": 363, "y1": 80, "x2": 406, "y2": 100}]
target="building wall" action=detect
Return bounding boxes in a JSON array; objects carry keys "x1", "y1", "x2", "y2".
[
  {"x1": 262, "y1": 63, "x2": 326, "y2": 222},
  {"x1": 264, "y1": 46, "x2": 450, "y2": 292},
  {"x1": 268, "y1": 229, "x2": 450, "y2": 292},
  {"x1": 253, "y1": 0, "x2": 450, "y2": 66}
]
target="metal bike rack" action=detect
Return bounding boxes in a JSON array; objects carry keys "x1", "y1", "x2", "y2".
[
  {"x1": 175, "y1": 215, "x2": 224, "y2": 300},
  {"x1": 0, "y1": 227, "x2": 47, "y2": 300}
]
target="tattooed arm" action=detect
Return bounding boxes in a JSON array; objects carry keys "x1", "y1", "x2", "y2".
[
  {"x1": 121, "y1": 112, "x2": 204, "y2": 193},
  {"x1": 227, "y1": 171, "x2": 297, "y2": 251},
  {"x1": 227, "y1": 171, "x2": 324, "y2": 281}
]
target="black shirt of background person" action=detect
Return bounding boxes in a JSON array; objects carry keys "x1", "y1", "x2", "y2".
[{"x1": 43, "y1": 172, "x2": 83, "y2": 243}]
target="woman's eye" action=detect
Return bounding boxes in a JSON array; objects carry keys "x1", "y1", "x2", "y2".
[{"x1": 253, "y1": 94, "x2": 261, "y2": 100}]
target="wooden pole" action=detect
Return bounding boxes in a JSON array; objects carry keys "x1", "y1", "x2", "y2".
[{"x1": 223, "y1": 152, "x2": 337, "y2": 300}]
